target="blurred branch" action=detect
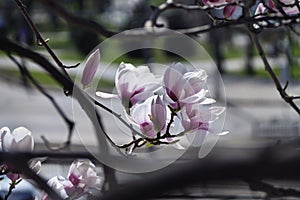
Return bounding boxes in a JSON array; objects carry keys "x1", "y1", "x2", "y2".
[
  {"x1": 101, "y1": 144, "x2": 300, "y2": 200},
  {"x1": 147, "y1": 0, "x2": 243, "y2": 27},
  {"x1": 1, "y1": 153, "x2": 64, "y2": 200},
  {"x1": 14, "y1": 0, "x2": 79, "y2": 82},
  {"x1": 246, "y1": 180, "x2": 300, "y2": 199},
  {"x1": 0, "y1": 37, "x2": 118, "y2": 190},
  {"x1": 249, "y1": 30, "x2": 300, "y2": 116},
  {"x1": 39, "y1": 0, "x2": 117, "y2": 37},
  {"x1": 6, "y1": 53, "x2": 75, "y2": 151},
  {"x1": 246, "y1": 179, "x2": 300, "y2": 199},
  {"x1": 2, "y1": 145, "x2": 300, "y2": 199},
  {"x1": 146, "y1": 0, "x2": 300, "y2": 36}
]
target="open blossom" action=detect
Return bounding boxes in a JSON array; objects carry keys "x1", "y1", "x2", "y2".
[
  {"x1": 255, "y1": 0, "x2": 300, "y2": 16},
  {"x1": 96, "y1": 62, "x2": 160, "y2": 112},
  {"x1": 43, "y1": 159, "x2": 102, "y2": 200},
  {"x1": 180, "y1": 104, "x2": 227, "y2": 146},
  {"x1": 67, "y1": 159, "x2": 102, "y2": 192},
  {"x1": 131, "y1": 96, "x2": 167, "y2": 138},
  {"x1": 163, "y1": 63, "x2": 215, "y2": 110},
  {"x1": 0, "y1": 126, "x2": 41, "y2": 181},
  {"x1": 81, "y1": 49, "x2": 100, "y2": 89}
]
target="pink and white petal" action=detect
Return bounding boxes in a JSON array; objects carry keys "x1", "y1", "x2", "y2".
[
  {"x1": 151, "y1": 104, "x2": 166, "y2": 131},
  {"x1": 223, "y1": 5, "x2": 238, "y2": 18},
  {"x1": 131, "y1": 101, "x2": 151, "y2": 124},
  {"x1": 81, "y1": 49, "x2": 100, "y2": 88},
  {"x1": 164, "y1": 63, "x2": 187, "y2": 92}
]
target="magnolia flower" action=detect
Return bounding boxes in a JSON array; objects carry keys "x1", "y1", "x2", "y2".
[
  {"x1": 163, "y1": 63, "x2": 215, "y2": 110},
  {"x1": 0, "y1": 126, "x2": 34, "y2": 152},
  {"x1": 0, "y1": 127, "x2": 41, "y2": 181},
  {"x1": 67, "y1": 159, "x2": 102, "y2": 192},
  {"x1": 180, "y1": 104, "x2": 227, "y2": 146},
  {"x1": 42, "y1": 176, "x2": 69, "y2": 200},
  {"x1": 202, "y1": 0, "x2": 239, "y2": 18},
  {"x1": 255, "y1": 0, "x2": 300, "y2": 16},
  {"x1": 43, "y1": 159, "x2": 102, "y2": 200},
  {"x1": 96, "y1": 62, "x2": 161, "y2": 112},
  {"x1": 131, "y1": 96, "x2": 167, "y2": 138},
  {"x1": 81, "y1": 49, "x2": 100, "y2": 89}
]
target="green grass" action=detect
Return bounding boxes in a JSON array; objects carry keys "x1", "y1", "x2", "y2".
[
  {"x1": 228, "y1": 65, "x2": 300, "y2": 79},
  {"x1": 0, "y1": 68, "x2": 114, "y2": 89}
]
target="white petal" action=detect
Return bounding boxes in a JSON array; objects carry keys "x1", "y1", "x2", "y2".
[
  {"x1": 11, "y1": 127, "x2": 31, "y2": 142},
  {"x1": 12, "y1": 127, "x2": 34, "y2": 152},
  {"x1": 95, "y1": 91, "x2": 118, "y2": 99},
  {"x1": 0, "y1": 127, "x2": 10, "y2": 151}
]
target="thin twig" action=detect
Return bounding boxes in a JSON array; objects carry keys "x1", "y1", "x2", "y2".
[
  {"x1": 249, "y1": 30, "x2": 300, "y2": 115},
  {"x1": 6, "y1": 53, "x2": 75, "y2": 151},
  {"x1": 246, "y1": 179, "x2": 300, "y2": 198},
  {"x1": 40, "y1": 0, "x2": 116, "y2": 37},
  {"x1": 13, "y1": 0, "x2": 79, "y2": 79},
  {"x1": 148, "y1": 0, "x2": 244, "y2": 27},
  {"x1": 0, "y1": 38, "x2": 120, "y2": 188},
  {"x1": 4, "y1": 180, "x2": 18, "y2": 200}
]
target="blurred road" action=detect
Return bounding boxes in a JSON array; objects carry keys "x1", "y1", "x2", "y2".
[{"x1": 1, "y1": 54, "x2": 300, "y2": 180}]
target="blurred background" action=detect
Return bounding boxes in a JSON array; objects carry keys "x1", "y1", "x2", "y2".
[{"x1": 1, "y1": 0, "x2": 300, "y2": 199}]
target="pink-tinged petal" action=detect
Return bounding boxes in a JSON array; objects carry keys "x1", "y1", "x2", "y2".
[
  {"x1": 164, "y1": 63, "x2": 187, "y2": 100},
  {"x1": 223, "y1": 4, "x2": 238, "y2": 18},
  {"x1": 67, "y1": 159, "x2": 102, "y2": 191},
  {"x1": 6, "y1": 172, "x2": 21, "y2": 181},
  {"x1": 151, "y1": 97, "x2": 167, "y2": 131},
  {"x1": 81, "y1": 49, "x2": 100, "y2": 89},
  {"x1": 268, "y1": 0, "x2": 276, "y2": 9},
  {"x1": 255, "y1": 3, "x2": 268, "y2": 15},
  {"x1": 131, "y1": 101, "x2": 150, "y2": 125}
]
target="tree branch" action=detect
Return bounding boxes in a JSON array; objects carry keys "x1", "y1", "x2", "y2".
[
  {"x1": 249, "y1": 30, "x2": 300, "y2": 116},
  {"x1": 0, "y1": 37, "x2": 119, "y2": 190},
  {"x1": 39, "y1": 0, "x2": 117, "y2": 37},
  {"x1": 14, "y1": 0, "x2": 79, "y2": 81},
  {"x1": 6, "y1": 53, "x2": 75, "y2": 151},
  {"x1": 246, "y1": 179, "x2": 300, "y2": 198}
]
